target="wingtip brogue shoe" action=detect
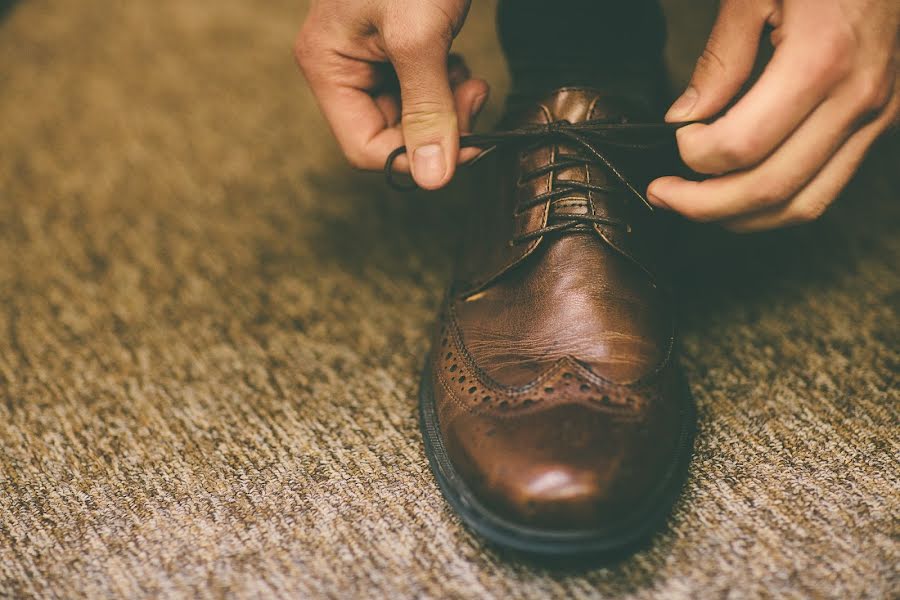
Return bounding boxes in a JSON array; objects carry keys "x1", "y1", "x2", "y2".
[{"x1": 418, "y1": 88, "x2": 697, "y2": 556}]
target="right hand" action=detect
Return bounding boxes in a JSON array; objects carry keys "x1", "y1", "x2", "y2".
[{"x1": 295, "y1": 0, "x2": 489, "y2": 190}]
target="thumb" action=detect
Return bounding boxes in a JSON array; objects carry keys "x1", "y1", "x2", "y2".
[
  {"x1": 666, "y1": 0, "x2": 770, "y2": 122},
  {"x1": 391, "y1": 40, "x2": 459, "y2": 190}
]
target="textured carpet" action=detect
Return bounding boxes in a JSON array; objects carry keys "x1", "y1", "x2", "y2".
[{"x1": 0, "y1": 1, "x2": 897, "y2": 598}]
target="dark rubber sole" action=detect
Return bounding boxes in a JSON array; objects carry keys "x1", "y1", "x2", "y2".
[{"x1": 418, "y1": 358, "x2": 697, "y2": 558}]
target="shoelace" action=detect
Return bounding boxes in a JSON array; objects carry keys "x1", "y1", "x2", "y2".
[{"x1": 384, "y1": 117, "x2": 700, "y2": 244}]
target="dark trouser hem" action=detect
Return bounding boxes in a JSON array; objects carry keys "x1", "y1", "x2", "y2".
[{"x1": 496, "y1": 0, "x2": 668, "y2": 101}]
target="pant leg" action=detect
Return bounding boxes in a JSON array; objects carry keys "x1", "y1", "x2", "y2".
[{"x1": 496, "y1": 0, "x2": 668, "y2": 97}]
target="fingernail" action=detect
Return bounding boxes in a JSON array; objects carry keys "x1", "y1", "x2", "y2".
[
  {"x1": 413, "y1": 144, "x2": 446, "y2": 188},
  {"x1": 471, "y1": 93, "x2": 488, "y2": 121},
  {"x1": 665, "y1": 86, "x2": 698, "y2": 121}
]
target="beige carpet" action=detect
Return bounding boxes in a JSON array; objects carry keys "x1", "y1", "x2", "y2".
[{"x1": 0, "y1": 1, "x2": 898, "y2": 597}]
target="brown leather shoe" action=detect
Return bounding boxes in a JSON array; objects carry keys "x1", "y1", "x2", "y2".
[{"x1": 419, "y1": 87, "x2": 696, "y2": 556}]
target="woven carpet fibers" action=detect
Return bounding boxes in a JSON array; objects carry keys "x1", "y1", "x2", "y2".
[{"x1": 0, "y1": 1, "x2": 897, "y2": 597}]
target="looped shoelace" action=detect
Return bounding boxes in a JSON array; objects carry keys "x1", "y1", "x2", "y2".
[{"x1": 384, "y1": 117, "x2": 701, "y2": 244}]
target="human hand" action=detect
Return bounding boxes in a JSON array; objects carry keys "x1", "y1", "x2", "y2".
[
  {"x1": 295, "y1": 0, "x2": 489, "y2": 190},
  {"x1": 648, "y1": 0, "x2": 899, "y2": 232}
]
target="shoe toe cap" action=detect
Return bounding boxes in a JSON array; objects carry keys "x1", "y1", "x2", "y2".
[{"x1": 444, "y1": 400, "x2": 684, "y2": 531}]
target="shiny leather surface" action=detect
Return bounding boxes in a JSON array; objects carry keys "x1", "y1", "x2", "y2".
[{"x1": 425, "y1": 88, "x2": 693, "y2": 531}]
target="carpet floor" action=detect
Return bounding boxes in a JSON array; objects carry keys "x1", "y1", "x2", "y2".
[{"x1": 0, "y1": 1, "x2": 897, "y2": 598}]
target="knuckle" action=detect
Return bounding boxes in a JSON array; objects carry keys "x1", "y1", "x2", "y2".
[
  {"x1": 674, "y1": 128, "x2": 697, "y2": 161},
  {"x1": 696, "y1": 38, "x2": 728, "y2": 76},
  {"x1": 293, "y1": 28, "x2": 317, "y2": 70},
  {"x1": 757, "y1": 180, "x2": 793, "y2": 206},
  {"x1": 679, "y1": 151, "x2": 706, "y2": 174},
  {"x1": 384, "y1": 23, "x2": 451, "y2": 59},
  {"x1": 402, "y1": 101, "x2": 454, "y2": 131},
  {"x1": 808, "y1": 28, "x2": 855, "y2": 81},
  {"x1": 716, "y1": 133, "x2": 760, "y2": 170},
  {"x1": 789, "y1": 200, "x2": 828, "y2": 224},
  {"x1": 680, "y1": 126, "x2": 764, "y2": 174},
  {"x1": 853, "y1": 70, "x2": 892, "y2": 113},
  {"x1": 344, "y1": 154, "x2": 365, "y2": 170},
  {"x1": 343, "y1": 147, "x2": 372, "y2": 170}
]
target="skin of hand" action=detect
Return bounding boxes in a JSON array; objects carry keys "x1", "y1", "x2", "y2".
[
  {"x1": 648, "y1": 0, "x2": 899, "y2": 232},
  {"x1": 295, "y1": 0, "x2": 489, "y2": 190}
]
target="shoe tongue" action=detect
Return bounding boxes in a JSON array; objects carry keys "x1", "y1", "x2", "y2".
[
  {"x1": 511, "y1": 88, "x2": 669, "y2": 285},
  {"x1": 515, "y1": 87, "x2": 656, "y2": 126},
  {"x1": 541, "y1": 88, "x2": 598, "y2": 123},
  {"x1": 545, "y1": 92, "x2": 596, "y2": 222},
  {"x1": 521, "y1": 89, "x2": 656, "y2": 224}
]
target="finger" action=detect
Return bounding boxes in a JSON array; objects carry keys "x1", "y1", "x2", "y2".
[
  {"x1": 385, "y1": 25, "x2": 460, "y2": 190},
  {"x1": 648, "y1": 75, "x2": 893, "y2": 222},
  {"x1": 676, "y1": 2, "x2": 859, "y2": 174},
  {"x1": 374, "y1": 92, "x2": 401, "y2": 128},
  {"x1": 296, "y1": 34, "x2": 409, "y2": 171},
  {"x1": 665, "y1": 0, "x2": 769, "y2": 122},
  {"x1": 373, "y1": 74, "x2": 489, "y2": 172},
  {"x1": 374, "y1": 55, "x2": 473, "y2": 138},
  {"x1": 454, "y1": 78, "x2": 488, "y2": 134},
  {"x1": 311, "y1": 75, "x2": 407, "y2": 172},
  {"x1": 447, "y1": 53, "x2": 471, "y2": 88},
  {"x1": 444, "y1": 53, "x2": 489, "y2": 135},
  {"x1": 722, "y1": 87, "x2": 899, "y2": 232},
  {"x1": 454, "y1": 78, "x2": 489, "y2": 164}
]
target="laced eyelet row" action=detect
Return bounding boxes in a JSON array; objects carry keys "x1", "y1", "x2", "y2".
[
  {"x1": 385, "y1": 115, "x2": 705, "y2": 244},
  {"x1": 511, "y1": 157, "x2": 628, "y2": 244}
]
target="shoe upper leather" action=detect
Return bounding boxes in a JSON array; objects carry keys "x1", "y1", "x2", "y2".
[{"x1": 429, "y1": 88, "x2": 691, "y2": 531}]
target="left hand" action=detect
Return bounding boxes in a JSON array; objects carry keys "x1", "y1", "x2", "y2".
[{"x1": 647, "y1": 0, "x2": 899, "y2": 232}]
